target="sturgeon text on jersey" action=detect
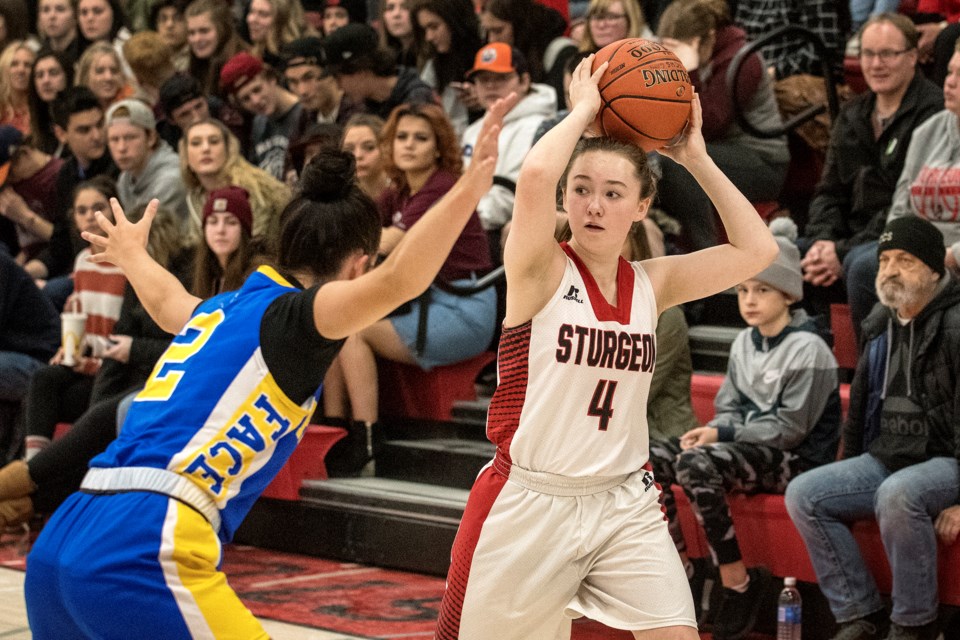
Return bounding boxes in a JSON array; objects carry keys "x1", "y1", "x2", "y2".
[{"x1": 555, "y1": 324, "x2": 655, "y2": 371}]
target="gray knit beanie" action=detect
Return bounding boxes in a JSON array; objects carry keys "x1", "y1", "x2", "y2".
[{"x1": 754, "y1": 218, "x2": 803, "y2": 301}]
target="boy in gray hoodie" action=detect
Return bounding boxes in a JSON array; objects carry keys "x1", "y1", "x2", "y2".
[{"x1": 648, "y1": 219, "x2": 841, "y2": 640}]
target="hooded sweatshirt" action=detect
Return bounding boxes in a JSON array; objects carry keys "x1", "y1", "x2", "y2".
[
  {"x1": 887, "y1": 109, "x2": 960, "y2": 263},
  {"x1": 117, "y1": 141, "x2": 189, "y2": 233},
  {"x1": 460, "y1": 83, "x2": 558, "y2": 230},
  {"x1": 710, "y1": 308, "x2": 841, "y2": 469},
  {"x1": 854, "y1": 276, "x2": 960, "y2": 471}
]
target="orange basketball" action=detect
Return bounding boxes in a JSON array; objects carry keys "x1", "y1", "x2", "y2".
[{"x1": 591, "y1": 38, "x2": 693, "y2": 152}]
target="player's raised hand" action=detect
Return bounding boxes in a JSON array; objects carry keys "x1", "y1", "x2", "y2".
[
  {"x1": 464, "y1": 91, "x2": 520, "y2": 185},
  {"x1": 657, "y1": 92, "x2": 707, "y2": 167},
  {"x1": 568, "y1": 54, "x2": 608, "y2": 120},
  {"x1": 82, "y1": 197, "x2": 158, "y2": 269}
]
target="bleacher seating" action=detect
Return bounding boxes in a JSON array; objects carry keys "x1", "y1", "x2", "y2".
[
  {"x1": 830, "y1": 303, "x2": 859, "y2": 370},
  {"x1": 378, "y1": 352, "x2": 496, "y2": 422}
]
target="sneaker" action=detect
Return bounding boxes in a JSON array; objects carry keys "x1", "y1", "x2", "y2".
[
  {"x1": 884, "y1": 621, "x2": 941, "y2": 640},
  {"x1": 831, "y1": 615, "x2": 889, "y2": 640},
  {"x1": 711, "y1": 566, "x2": 771, "y2": 640}
]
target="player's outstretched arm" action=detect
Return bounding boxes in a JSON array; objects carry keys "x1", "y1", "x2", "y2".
[
  {"x1": 312, "y1": 93, "x2": 518, "y2": 340},
  {"x1": 82, "y1": 198, "x2": 201, "y2": 334},
  {"x1": 505, "y1": 55, "x2": 608, "y2": 325},
  {"x1": 643, "y1": 96, "x2": 778, "y2": 313}
]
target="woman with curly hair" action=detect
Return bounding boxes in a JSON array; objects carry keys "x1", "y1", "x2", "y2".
[
  {"x1": 179, "y1": 117, "x2": 291, "y2": 246},
  {"x1": 185, "y1": 0, "x2": 248, "y2": 97},
  {"x1": 0, "y1": 41, "x2": 35, "y2": 134},
  {"x1": 322, "y1": 102, "x2": 495, "y2": 475},
  {"x1": 409, "y1": 0, "x2": 482, "y2": 136},
  {"x1": 75, "y1": 41, "x2": 134, "y2": 110},
  {"x1": 245, "y1": 0, "x2": 316, "y2": 69}
]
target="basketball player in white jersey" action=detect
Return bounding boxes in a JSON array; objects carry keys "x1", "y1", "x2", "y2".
[{"x1": 435, "y1": 56, "x2": 780, "y2": 639}]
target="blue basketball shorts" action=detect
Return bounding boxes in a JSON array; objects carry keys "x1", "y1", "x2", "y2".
[{"x1": 25, "y1": 491, "x2": 268, "y2": 639}]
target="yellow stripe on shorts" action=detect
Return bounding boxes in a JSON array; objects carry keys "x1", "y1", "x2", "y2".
[{"x1": 160, "y1": 499, "x2": 269, "y2": 639}]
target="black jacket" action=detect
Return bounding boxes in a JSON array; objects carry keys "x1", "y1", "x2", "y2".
[
  {"x1": 843, "y1": 277, "x2": 960, "y2": 466},
  {"x1": 804, "y1": 72, "x2": 943, "y2": 261},
  {"x1": 0, "y1": 248, "x2": 59, "y2": 361}
]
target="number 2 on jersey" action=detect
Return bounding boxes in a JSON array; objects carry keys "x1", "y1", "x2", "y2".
[{"x1": 588, "y1": 379, "x2": 618, "y2": 431}]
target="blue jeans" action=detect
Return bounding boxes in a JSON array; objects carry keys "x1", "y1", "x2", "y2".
[
  {"x1": 849, "y1": 0, "x2": 901, "y2": 29},
  {"x1": 785, "y1": 454, "x2": 960, "y2": 626},
  {"x1": 843, "y1": 241, "x2": 879, "y2": 337},
  {"x1": 0, "y1": 351, "x2": 46, "y2": 401}
]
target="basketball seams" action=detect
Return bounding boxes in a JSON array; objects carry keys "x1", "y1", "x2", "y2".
[{"x1": 599, "y1": 56, "x2": 686, "y2": 92}]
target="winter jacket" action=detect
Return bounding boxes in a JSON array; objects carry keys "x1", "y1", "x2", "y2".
[
  {"x1": 711, "y1": 309, "x2": 841, "y2": 468},
  {"x1": 888, "y1": 109, "x2": 960, "y2": 263},
  {"x1": 647, "y1": 306, "x2": 700, "y2": 440},
  {"x1": 460, "y1": 83, "x2": 558, "y2": 230},
  {"x1": 844, "y1": 277, "x2": 960, "y2": 467},
  {"x1": 804, "y1": 72, "x2": 943, "y2": 261}
]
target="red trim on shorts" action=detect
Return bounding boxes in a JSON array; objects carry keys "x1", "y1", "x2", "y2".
[
  {"x1": 435, "y1": 466, "x2": 508, "y2": 640},
  {"x1": 560, "y1": 243, "x2": 634, "y2": 324}
]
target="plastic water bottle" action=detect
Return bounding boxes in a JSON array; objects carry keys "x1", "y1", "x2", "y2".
[{"x1": 777, "y1": 576, "x2": 802, "y2": 640}]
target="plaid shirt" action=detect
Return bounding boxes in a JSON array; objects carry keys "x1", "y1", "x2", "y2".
[{"x1": 735, "y1": 0, "x2": 844, "y2": 80}]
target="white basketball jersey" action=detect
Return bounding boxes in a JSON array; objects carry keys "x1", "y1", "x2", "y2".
[{"x1": 488, "y1": 244, "x2": 658, "y2": 477}]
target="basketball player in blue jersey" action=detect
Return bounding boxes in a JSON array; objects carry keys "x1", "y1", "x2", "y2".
[
  {"x1": 22, "y1": 95, "x2": 518, "y2": 640},
  {"x1": 435, "y1": 57, "x2": 779, "y2": 639}
]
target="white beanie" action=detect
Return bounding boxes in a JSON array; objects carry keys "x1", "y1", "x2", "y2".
[{"x1": 754, "y1": 218, "x2": 803, "y2": 301}]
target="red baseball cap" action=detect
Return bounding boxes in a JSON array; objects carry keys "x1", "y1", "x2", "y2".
[
  {"x1": 219, "y1": 52, "x2": 264, "y2": 96},
  {"x1": 467, "y1": 43, "x2": 529, "y2": 78}
]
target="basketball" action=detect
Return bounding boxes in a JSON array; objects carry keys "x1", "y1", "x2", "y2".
[{"x1": 591, "y1": 39, "x2": 694, "y2": 152}]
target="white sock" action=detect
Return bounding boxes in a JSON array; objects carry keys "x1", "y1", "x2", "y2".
[{"x1": 24, "y1": 436, "x2": 51, "y2": 462}]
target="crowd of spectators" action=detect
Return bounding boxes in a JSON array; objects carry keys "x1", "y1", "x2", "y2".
[{"x1": 0, "y1": 0, "x2": 958, "y2": 638}]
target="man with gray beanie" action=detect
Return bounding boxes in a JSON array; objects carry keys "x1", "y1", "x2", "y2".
[
  {"x1": 786, "y1": 215, "x2": 960, "y2": 640},
  {"x1": 648, "y1": 218, "x2": 841, "y2": 639},
  {"x1": 106, "y1": 99, "x2": 189, "y2": 232}
]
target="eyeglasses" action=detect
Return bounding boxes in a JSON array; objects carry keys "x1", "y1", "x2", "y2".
[
  {"x1": 859, "y1": 48, "x2": 913, "y2": 62},
  {"x1": 588, "y1": 11, "x2": 627, "y2": 23}
]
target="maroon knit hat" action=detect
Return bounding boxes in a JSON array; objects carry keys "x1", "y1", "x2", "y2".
[
  {"x1": 219, "y1": 52, "x2": 264, "y2": 96},
  {"x1": 203, "y1": 186, "x2": 253, "y2": 235}
]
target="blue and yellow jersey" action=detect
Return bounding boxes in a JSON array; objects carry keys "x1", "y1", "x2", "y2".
[{"x1": 91, "y1": 266, "x2": 340, "y2": 541}]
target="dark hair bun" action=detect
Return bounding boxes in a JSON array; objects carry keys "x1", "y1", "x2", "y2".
[{"x1": 298, "y1": 150, "x2": 356, "y2": 202}]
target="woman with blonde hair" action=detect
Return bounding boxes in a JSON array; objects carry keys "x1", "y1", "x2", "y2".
[
  {"x1": 75, "y1": 41, "x2": 134, "y2": 109},
  {"x1": 179, "y1": 117, "x2": 291, "y2": 246},
  {"x1": 578, "y1": 0, "x2": 652, "y2": 52},
  {"x1": 0, "y1": 41, "x2": 35, "y2": 134},
  {"x1": 245, "y1": 0, "x2": 316, "y2": 68},
  {"x1": 341, "y1": 113, "x2": 391, "y2": 201}
]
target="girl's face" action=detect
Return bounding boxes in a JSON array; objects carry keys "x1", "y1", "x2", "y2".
[
  {"x1": 39, "y1": 0, "x2": 76, "y2": 40},
  {"x1": 186, "y1": 123, "x2": 228, "y2": 178},
  {"x1": 34, "y1": 56, "x2": 67, "y2": 102},
  {"x1": 562, "y1": 151, "x2": 647, "y2": 254},
  {"x1": 323, "y1": 7, "x2": 349, "y2": 34},
  {"x1": 588, "y1": 0, "x2": 629, "y2": 49},
  {"x1": 205, "y1": 211, "x2": 242, "y2": 263},
  {"x1": 156, "y1": 6, "x2": 188, "y2": 50},
  {"x1": 78, "y1": 0, "x2": 113, "y2": 42},
  {"x1": 392, "y1": 115, "x2": 438, "y2": 175},
  {"x1": 8, "y1": 48, "x2": 34, "y2": 94},
  {"x1": 246, "y1": 0, "x2": 274, "y2": 45},
  {"x1": 87, "y1": 52, "x2": 122, "y2": 103},
  {"x1": 417, "y1": 9, "x2": 451, "y2": 54},
  {"x1": 343, "y1": 124, "x2": 382, "y2": 180},
  {"x1": 73, "y1": 187, "x2": 112, "y2": 243},
  {"x1": 187, "y1": 12, "x2": 219, "y2": 59},
  {"x1": 383, "y1": 0, "x2": 411, "y2": 40},
  {"x1": 480, "y1": 12, "x2": 513, "y2": 45}
]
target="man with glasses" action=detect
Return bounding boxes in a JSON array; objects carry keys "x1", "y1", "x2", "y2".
[
  {"x1": 800, "y1": 13, "x2": 942, "y2": 332},
  {"x1": 460, "y1": 43, "x2": 556, "y2": 256}
]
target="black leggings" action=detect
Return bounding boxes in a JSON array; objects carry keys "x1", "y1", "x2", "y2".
[
  {"x1": 24, "y1": 365, "x2": 95, "y2": 440},
  {"x1": 27, "y1": 393, "x2": 126, "y2": 513}
]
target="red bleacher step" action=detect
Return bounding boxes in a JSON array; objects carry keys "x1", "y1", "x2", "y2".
[{"x1": 378, "y1": 351, "x2": 496, "y2": 422}]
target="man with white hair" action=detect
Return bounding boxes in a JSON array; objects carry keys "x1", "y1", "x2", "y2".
[{"x1": 786, "y1": 216, "x2": 960, "y2": 640}]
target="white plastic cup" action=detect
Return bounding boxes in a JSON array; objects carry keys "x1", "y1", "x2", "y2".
[{"x1": 60, "y1": 312, "x2": 87, "y2": 367}]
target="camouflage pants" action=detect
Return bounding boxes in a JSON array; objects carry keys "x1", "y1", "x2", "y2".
[{"x1": 648, "y1": 438, "x2": 804, "y2": 565}]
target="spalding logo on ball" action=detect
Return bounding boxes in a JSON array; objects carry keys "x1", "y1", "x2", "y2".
[{"x1": 592, "y1": 38, "x2": 693, "y2": 152}]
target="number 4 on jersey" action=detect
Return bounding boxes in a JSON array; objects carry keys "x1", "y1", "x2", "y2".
[{"x1": 588, "y1": 379, "x2": 618, "y2": 431}]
